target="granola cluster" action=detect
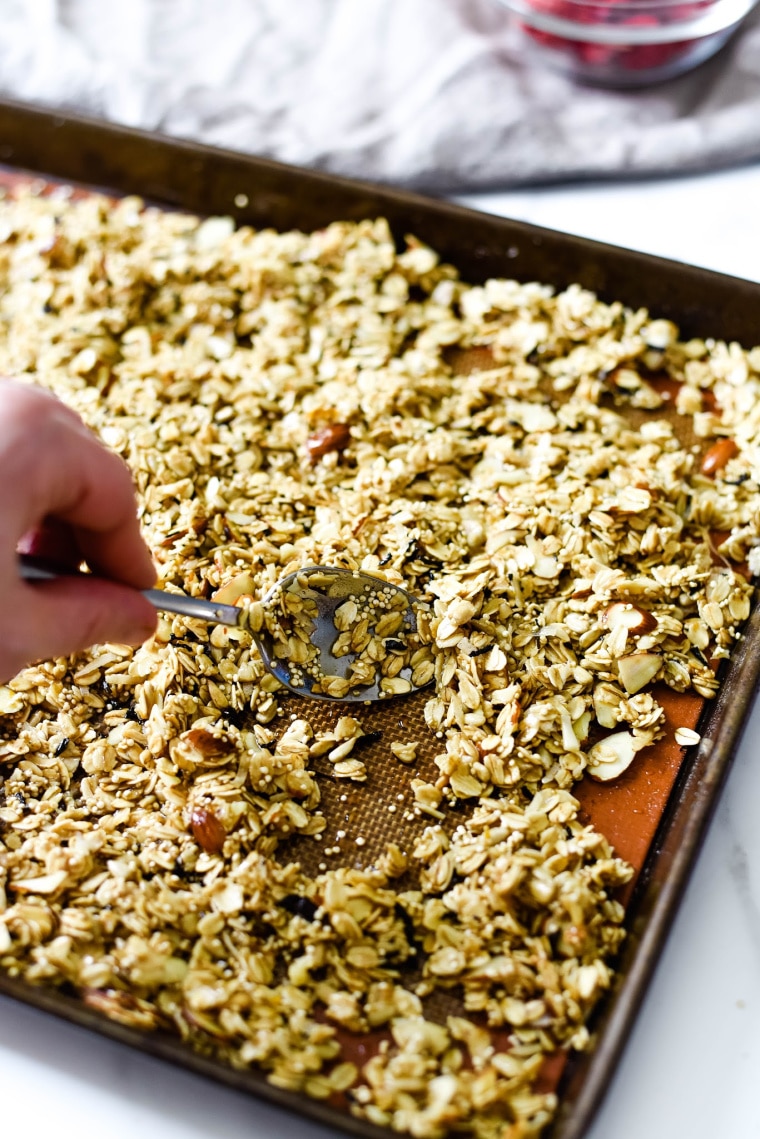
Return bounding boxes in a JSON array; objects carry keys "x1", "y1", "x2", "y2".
[{"x1": 0, "y1": 187, "x2": 758, "y2": 1138}]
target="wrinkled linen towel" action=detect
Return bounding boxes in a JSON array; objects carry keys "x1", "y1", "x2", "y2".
[{"x1": 1, "y1": 0, "x2": 760, "y2": 192}]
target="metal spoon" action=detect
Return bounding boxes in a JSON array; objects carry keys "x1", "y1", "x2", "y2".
[{"x1": 18, "y1": 556, "x2": 425, "y2": 703}]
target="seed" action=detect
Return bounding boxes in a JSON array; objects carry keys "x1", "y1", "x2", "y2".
[
  {"x1": 701, "y1": 438, "x2": 738, "y2": 477},
  {"x1": 674, "y1": 727, "x2": 701, "y2": 747},
  {"x1": 305, "y1": 423, "x2": 351, "y2": 463},
  {"x1": 190, "y1": 806, "x2": 227, "y2": 854}
]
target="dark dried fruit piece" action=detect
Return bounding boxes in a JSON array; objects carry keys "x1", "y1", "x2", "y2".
[
  {"x1": 280, "y1": 894, "x2": 319, "y2": 921},
  {"x1": 190, "y1": 806, "x2": 227, "y2": 854},
  {"x1": 305, "y1": 423, "x2": 351, "y2": 463},
  {"x1": 701, "y1": 438, "x2": 739, "y2": 477}
]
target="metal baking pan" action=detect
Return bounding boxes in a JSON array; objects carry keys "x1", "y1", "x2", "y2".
[{"x1": 0, "y1": 97, "x2": 759, "y2": 1139}]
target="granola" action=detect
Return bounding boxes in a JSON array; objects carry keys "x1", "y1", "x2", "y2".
[{"x1": 0, "y1": 185, "x2": 759, "y2": 1138}]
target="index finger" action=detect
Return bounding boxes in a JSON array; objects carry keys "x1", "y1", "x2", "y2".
[{"x1": 0, "y1": 383, "x2": 156, "y2": 590}]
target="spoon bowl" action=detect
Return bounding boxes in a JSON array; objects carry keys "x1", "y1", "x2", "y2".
[{"x1": 256, "y1": 566, "x2": 425, "y2": 702}]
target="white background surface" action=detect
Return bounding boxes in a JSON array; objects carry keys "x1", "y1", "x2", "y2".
[{"x1": 2, "y1": 163, "x2": 760, "y2": 1139}]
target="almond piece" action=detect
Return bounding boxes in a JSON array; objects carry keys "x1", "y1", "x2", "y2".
[
  {"x1": 305, "y1": 423, "x2": 351, "y2": 463},
  {"x1": 10, "y1": 869, "x2": 69, "y2": 894},
  {"x1": 701, "y1": 438, "x2": 738, "y2": 477},
  {"x1": 602, "y1": 602, "x2": 658, "y2": 636},
  {"x1": 190, "y1": 806, "x2": 227, "y2": 854},
  {"x1": 674, "y1": 727, "x2": 701, "y2": 747},
  {"x1": 572, "y1": 711, "x2": 592, "y2": 743},
  {"x1": 617, "y1": 652, "x2": 661, "y2": 694},
  {"x1": 587, "y1": 731, "x2": 638, "y2": 782},
  {"x1": 212, "y1": 571, "x2": 256, "y2": 605},
  {"x1": 593, "y1": 683, "x2": 622, "y2": 729},
  {"x1": 183, "y1": 728, "x2": 235, "y2": 759}
]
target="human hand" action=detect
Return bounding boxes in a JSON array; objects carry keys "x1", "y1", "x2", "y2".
[{"x1": 0, "y1": 380, "x2": 157, "y2": 683}]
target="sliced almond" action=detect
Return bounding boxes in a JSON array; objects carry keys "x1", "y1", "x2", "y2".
[
  {"x1": 602, "y1": 602, "x2": 658, "y2": 636},
  {"x1": 587, "y1": 731, "x2": 639, "y2": 782},
  {"x1": 533, "y1": 553, "x2": 559, "y2": 580},
  {"x1": 572, "y1": 711, "x2": 592, "y2": 743},
  {"x1": 617, "y1": 652, "x2": 661, "y2": 695},
  {"x1": 593, "y1": 683, "x2": 622, "y2": 730},
  {"x1": 212, "y1": 571, "x2": 256, "y2": 605},
  {"x1": 10, "y1": 870, "x2": 69, "y2": 895},
  {"x1": 526, "y1": 535, "x2": 559, "y2": 580}
]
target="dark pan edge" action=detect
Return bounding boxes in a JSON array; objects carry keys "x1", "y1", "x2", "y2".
[
  {"x1": 1, "y1": 95, "x2": 760, "y2": 1139},
  {"x1": 551, "y1": 597, "x2": 760, "y2": 1139},
  {"x1": 2, "y1": 97, "x2": 760, "y2": 344}
]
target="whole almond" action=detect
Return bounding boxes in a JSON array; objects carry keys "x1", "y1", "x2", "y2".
[
  {"x1": 305, "y1": 423, "x2": 351, "y2": 463},
  {"x1": 701, "y1": 438, "x2": 738, "y2": 477},
  {"x1": 190, "y1": 806, "x2": 227, "y2": 854}
]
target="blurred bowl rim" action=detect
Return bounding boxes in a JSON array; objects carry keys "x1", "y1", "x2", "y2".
[{"x1": 494, "y1": 0, "x2": 759, "y2": 43}]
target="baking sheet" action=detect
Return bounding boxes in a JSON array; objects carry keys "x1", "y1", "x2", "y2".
[{"x1": 0, "y1": 99, "x2": 759, "y2": 1139}]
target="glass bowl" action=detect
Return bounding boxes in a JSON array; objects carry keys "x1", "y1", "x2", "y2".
[{"x1": 496, "y1": 0, "x2": 758, "y2": 85}]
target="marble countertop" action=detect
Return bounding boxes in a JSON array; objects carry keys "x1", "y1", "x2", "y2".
[{"x1": 2, "y1": 162, "x2": 760, "y2": 1139}]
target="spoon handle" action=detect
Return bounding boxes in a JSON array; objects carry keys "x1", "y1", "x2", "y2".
[{"x1": 18, "y1": 554, "x2": 243, "y2": 627}]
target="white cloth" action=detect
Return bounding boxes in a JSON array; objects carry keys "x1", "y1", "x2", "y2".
[{"x1": 1, "y1": 0, "x2": 760, "y2": 191}]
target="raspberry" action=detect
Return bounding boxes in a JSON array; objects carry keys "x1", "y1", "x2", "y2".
[{"x1": 515, "y1": 0, "x2": 727, "y2": 84}]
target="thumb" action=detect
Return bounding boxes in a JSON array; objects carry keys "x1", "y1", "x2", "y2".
[{"x1": 3, "y1": 577, "x2": 157, "y2": 680}]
